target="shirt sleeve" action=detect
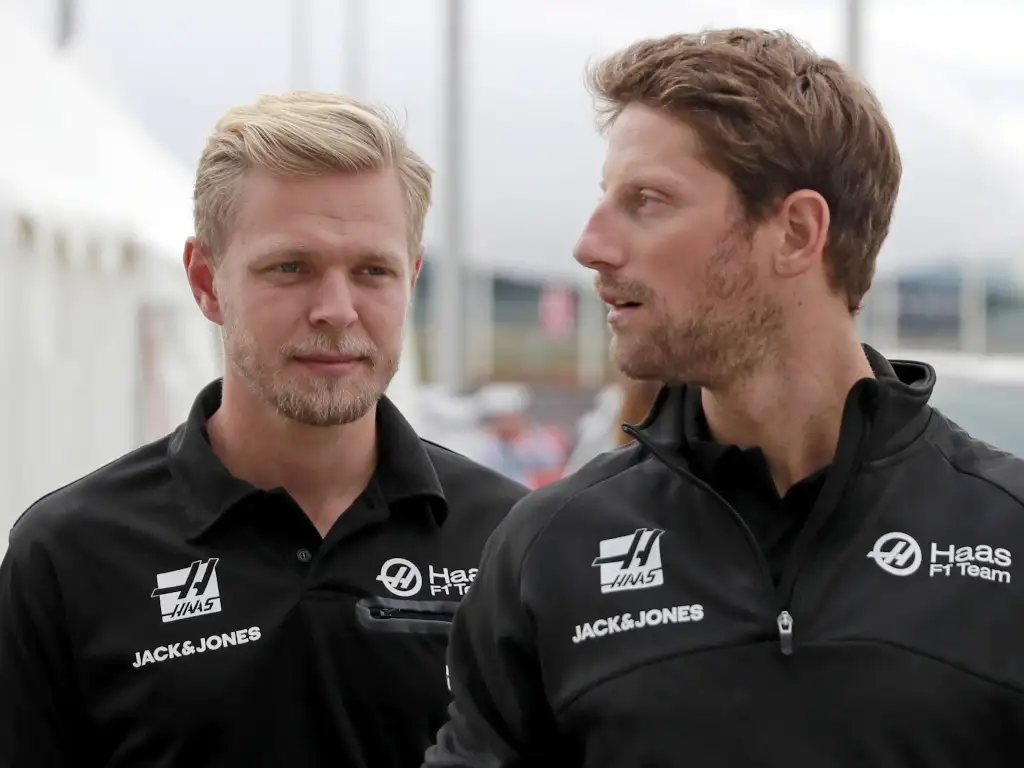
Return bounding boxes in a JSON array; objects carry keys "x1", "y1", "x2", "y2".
[
  {"x1": 423, "y1": 509, "x2": 566, "y2": 767},
  {"x1": 0, "y1": 524, "x2": 91, "y2": 766}
]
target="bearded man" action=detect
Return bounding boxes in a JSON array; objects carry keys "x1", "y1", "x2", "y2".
[
  {"x1": 0, "y1": 91, "x2": 526, "y2": 768},
  {"x1": 425, "y1": 29, "x2": 1024, "y2": 768}
]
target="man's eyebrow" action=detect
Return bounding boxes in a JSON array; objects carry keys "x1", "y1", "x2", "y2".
[
  {"x1": 253, "y1": 245, "x2": 405, "y2": 263},
  {"x1": 252, "y1": 245, "x2": 317, "y2": 261},
  {"x1": 359, "y1": 249, "x2": 406, "y2": 263},
  {"x1": 599, "y1": 175, "x2": 675, "y2": 193}
]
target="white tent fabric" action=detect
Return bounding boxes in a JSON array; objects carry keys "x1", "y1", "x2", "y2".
[
  {"x1": 0, "y1": 214, "x2": 142, "y2": 526},
  {"x1": 0, "y1": 4, "x2": 219, "y2": 547},
  {"x1": 0, "y1": 4, "x2": 195, "y2": 255}
]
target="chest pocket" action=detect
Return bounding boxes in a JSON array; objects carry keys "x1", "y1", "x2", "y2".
[{"x1": 355, "y1": 596, "x2": 458, "y2": 635}]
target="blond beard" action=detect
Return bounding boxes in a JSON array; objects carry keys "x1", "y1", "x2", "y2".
[{"x1": 220, "y1": 320, "x2": 397, "y2": 427}]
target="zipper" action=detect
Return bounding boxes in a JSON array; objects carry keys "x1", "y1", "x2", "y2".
[
  {"x1": 777, "y1": 610, "x2": 794, "y2": 656},
  {"x1": 355, "y1": 597, "x2": 460, "y2": 636},
  {"x1": 625, "y1": 425, "x2": 775, "y2": 594},
  {"x1": 368, "y1": 606, "x2": 455, "y2": 622},
  {"x1": 624, "y1": 380, "x2": 874, "y2": 659},
  {"x1": 626, "y1": 425, "x2": 794, "y2": 654},
  {"x1": 769, "y1": 382, "x2": 872, "y2": 646}
]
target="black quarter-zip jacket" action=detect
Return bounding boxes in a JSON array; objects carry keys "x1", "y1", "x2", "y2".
[{"x1": 425, "y1": 347, "x2": 1024, "y2": 767}]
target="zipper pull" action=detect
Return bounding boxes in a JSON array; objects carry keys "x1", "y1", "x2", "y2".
[{"x1": 777, "y1": 610, "x2": 794, "y2": 656}]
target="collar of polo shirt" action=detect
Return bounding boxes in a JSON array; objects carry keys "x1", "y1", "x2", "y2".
[{"x1": 167, "y1": 380, "x2": 448, "y2": 540}]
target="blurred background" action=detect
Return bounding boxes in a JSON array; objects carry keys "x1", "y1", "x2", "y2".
[{"x1": 2, "y1": 0, "x2": 1023, "y2": 550}]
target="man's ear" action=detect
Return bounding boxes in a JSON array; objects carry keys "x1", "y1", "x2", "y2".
[
  {"x1": 773, "y1": 189, "x2": 830, "y2": 279},
  {"x1": 410, "y1": 246, "x2": 424, "y2": 292},
  {"x1": 183, "y1": 237, "x2": 224, "y2": 326}
]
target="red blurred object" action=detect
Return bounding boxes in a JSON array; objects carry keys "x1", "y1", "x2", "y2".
[{"x1": 538, "y1": 287, "x2": 576, "y2": 340}]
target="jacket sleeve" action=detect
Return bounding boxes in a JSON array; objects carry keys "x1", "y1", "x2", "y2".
[
  {"x1": 424, "y1": 505, "x2": 565, "y2": 767},
  {"x1": 0, "y1": 524, "x2": 90, "y2": 766}
]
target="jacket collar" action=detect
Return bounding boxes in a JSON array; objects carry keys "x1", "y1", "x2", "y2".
[{"x1": 631, "y1": 344, "x2": 936, "y2": 465}]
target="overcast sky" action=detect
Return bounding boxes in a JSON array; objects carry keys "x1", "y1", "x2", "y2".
[{"x1": 9, "y1": 0, "x2": 1024, "y2": 282}]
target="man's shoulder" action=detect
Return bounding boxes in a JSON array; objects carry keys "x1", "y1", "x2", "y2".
[
  {"x1": 420, "y1": 437, "x2": 530, "y2": 512},
  {"x1": 926, "y1": 414, "x2": 1024, "y2": 510},
  {"x1": 8, "y1": 435, "x2": 175, "y2": 553},
  {"x1": 481, "y1": 441, "x2": 646, "y2": 563}
]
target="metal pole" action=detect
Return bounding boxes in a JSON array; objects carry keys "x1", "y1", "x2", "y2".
[
  {"x1": 845, "y1": 0, "x2": 899, "y2": 350},
  {"x1": 844, "y1": 0, "x2": 862, "y2": 75},
  {"x1": 433, "y1": 0, "x2": 467, "y2": 392},
  {"x1": 290, "y1": 0, "x2": 313, "y2": 89},
  {"x1": 846, "y1": 0, "x2": 861, "y2": 336},
  {"x1": 344, "y1": 0, "x2": 367, "y2": 96},
  {"x1": 56, "y1": 0, "x2": 75, "y2": 48},
  {"x1": 467, "y1": 266, "x2": 494, "y2": 384},
  {"x1": 959, "y1": 257, "x2": 988, "y2": 353}
]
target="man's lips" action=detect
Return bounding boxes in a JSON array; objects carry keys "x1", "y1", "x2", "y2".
[
  {"x1": 294, "y1": 355, "x2": 362, "y2": 364},
  {"x1": 597, "y1": 291, "x2": 645, "y2": 327},
  {"x1": 292, "y1": 355, "x2": 365, "y2": 374},
  {"x1": 597, "y1": 290, "x2": 644, "y2": 309}
]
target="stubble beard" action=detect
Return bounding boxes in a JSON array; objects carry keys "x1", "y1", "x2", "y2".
[
  {"x1": 611, "y1": 235, "x2": 783, "y2": 389},
  {"x1": 222, "y1": 321, "x2": 398, "y2": 428}
]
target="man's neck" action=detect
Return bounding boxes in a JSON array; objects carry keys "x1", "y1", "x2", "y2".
[
  {"x1": 206, "y1": 372, "x2": 379, "y2": 536},
  {"x1": 701, "y1": 325, "x2": 873, "y2": 495}
]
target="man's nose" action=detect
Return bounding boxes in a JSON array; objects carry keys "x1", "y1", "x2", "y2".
[
  {"x1": 309, "y1": 271, "x2": 359, "y2": 328},
  {"x1": 573, "y1": 207, "x2": 626, "y2": 272}
]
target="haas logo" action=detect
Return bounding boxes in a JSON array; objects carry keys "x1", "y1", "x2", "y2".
[
  {"x1": 866, "y1": 532, "x2": 922, "y2": 576},
  {"x1": 377, "y1": 558, "x2": 423, "y2": 597},
  {"x1": 151, "y1": 558, "x2": 222, "y2": 623},
  {"x1": 592, "y1": 528, "x2": 665, "y2": 594}
]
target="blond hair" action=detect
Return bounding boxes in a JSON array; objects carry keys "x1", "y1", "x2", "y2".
[{"x1": 193, "y1": 91, "x2": 433, "y2": 256}]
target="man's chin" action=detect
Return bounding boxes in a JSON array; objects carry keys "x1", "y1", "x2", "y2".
[
  {"x1": 256, "y1": 378, "x2": 377, "y2": 425},
  {"x1": 276, "y1": 395, "x2": 379, "y2": 428},
  {"x1": 613, "y1": 348, "x2": 670, "y2": 382},
  {"x1": 285, "y1": 410, "x2": 368, "y2": 428}
]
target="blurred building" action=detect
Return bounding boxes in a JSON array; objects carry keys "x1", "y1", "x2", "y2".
[
  {"x1": 412, "y1": 260, "x2": 615, "y2": 388},
  {"x1": 864, "y1": 253, "x2": 1024, "y2": 355}
]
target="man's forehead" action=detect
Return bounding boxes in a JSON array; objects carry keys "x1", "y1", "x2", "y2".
[
  {"x1": 610, "y1": 104, "x2": 701, "y2": 149},
  {"x1": 603, "y1": 108, "x2": 703, "y2": 177},
  {"x1": 239, "y1": 168, "x2": 401, "y2": 214},
  {"x1": 227, "y1": 179, "x2": 408, "y2": 257}
]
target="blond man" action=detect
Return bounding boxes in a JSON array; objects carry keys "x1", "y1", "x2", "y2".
[{"x1": 0, "y1": 92, "x2": 526, "y2": 767}]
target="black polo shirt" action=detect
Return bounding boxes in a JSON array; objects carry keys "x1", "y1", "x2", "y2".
[{"x1": 0, "y1": 380, "x2": 527, "y2": 768}]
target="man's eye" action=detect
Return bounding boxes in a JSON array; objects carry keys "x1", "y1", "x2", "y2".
[{"x1": 277, "y1": 262, "x2": 303, "y2": 274}]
